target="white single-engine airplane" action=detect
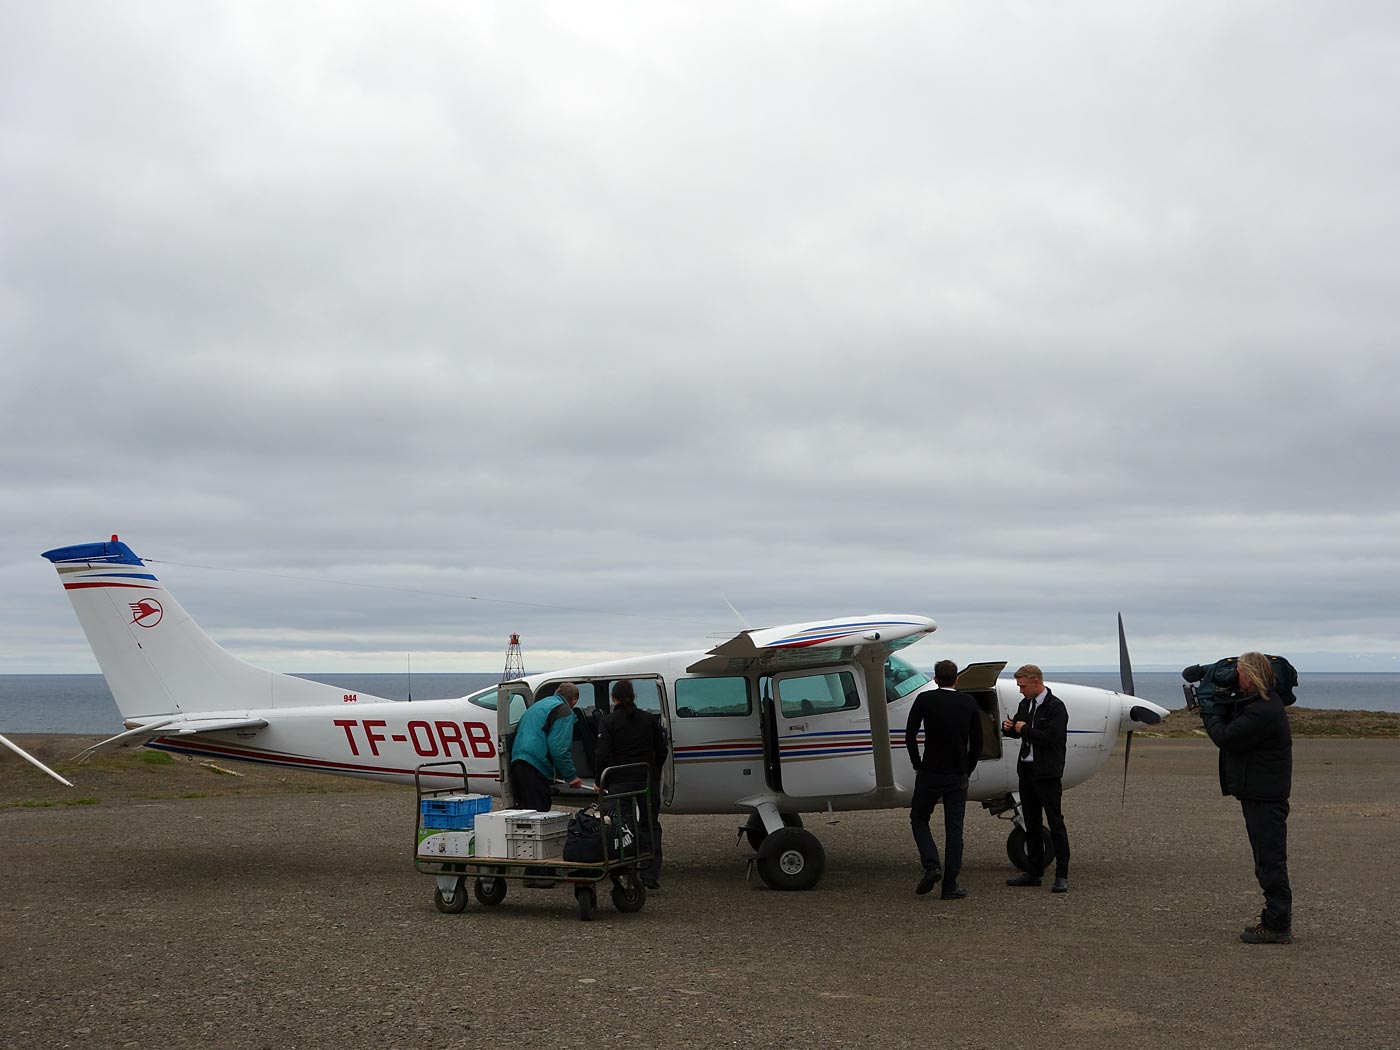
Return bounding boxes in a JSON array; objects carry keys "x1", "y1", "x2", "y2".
[{"x1": 41, "y1": 536, "x2": 1167, "y2": 890}]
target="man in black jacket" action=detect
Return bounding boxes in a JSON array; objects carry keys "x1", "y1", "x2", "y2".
[
  {"x1": 1001, "y1": 664, "x2": 1070, "y2": 892},
  {"x1": 905, "y1": 660, "x2": 983, "y2": 899},
  {"x1": 1201, "y1": 651, "x2": 1293, "y2": 944}
]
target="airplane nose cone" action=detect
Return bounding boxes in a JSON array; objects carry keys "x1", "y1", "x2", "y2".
[{"x1": 1120, "y1": 698, "x2": 1169, "y2": 733}]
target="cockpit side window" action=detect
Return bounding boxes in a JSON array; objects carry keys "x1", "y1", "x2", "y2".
[{"x1": 885, "y1": 656, "x2": 931, "y2": 703}]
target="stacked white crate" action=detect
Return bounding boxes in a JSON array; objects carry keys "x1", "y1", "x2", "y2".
[{"x1": 475, "y1": 809, "x2": 571, "y2": 859}]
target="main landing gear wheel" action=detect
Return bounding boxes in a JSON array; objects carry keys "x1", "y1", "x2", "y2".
[
  {"x1": 1006, "y1": 826, "x2": 1054, "y2": 873},
  {"x1": 474, "y1": 876, "x2": 508, "y2": 906},
  {"x1": 433, "y1": 876, "x2": 468, "y2": 914},
  {"x1": 575, "y1": 885, "x2": 597, "y2": 922},
  {"x1": 610, "y1": 874, "x2": 647, "y2": 914},
  {"x1": 744, "y1": 811, "x2": 805, "y2": 851},
  {"x1": 755, "y1": 827, "x2": 825, "y2": 891}
]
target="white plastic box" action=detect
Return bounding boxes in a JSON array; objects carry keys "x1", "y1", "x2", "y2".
[
  {"x1": 473, "y1": 808, "x2": 537, "y2": 859},
  {"x1": 475, "y1": 809, "x2": 571, "y2": 859}
]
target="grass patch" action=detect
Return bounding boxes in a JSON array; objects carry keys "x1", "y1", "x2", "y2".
[
  {"x1": 138, "y1": 751, "x2": 175, "y2": 766},
  {"x1": 180, "y1": 792, "x2": 208, "y2": 799}
]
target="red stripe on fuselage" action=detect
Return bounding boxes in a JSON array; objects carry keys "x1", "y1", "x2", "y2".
[{"x1": 149, "y1": 735, "x2": 499, "y2": 781}]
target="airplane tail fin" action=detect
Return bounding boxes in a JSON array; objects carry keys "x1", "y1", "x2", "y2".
[{"x1": 42, "y1": 537, "x2": 383, "y2": 723}]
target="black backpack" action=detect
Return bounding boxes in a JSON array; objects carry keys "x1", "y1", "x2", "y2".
[{"x1": 1182, "y1": 655, "x2": 1298, "y2": 714}]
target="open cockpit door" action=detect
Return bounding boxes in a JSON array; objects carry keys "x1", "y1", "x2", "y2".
[
  {"x1": 495, "y1": 681, "x2": 533, "y2": 806},
  {"x1": 955, "y1": 660, "x2": 1007, "y2": 761}
]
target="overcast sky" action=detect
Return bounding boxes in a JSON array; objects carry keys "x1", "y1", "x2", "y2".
[{"x1": 3, "y1": 2, "x2": 1398, "y2": 678}]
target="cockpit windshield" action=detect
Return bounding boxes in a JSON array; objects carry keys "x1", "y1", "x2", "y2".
[{"x1": 885, "y1": 655, "x2": 931, "y2": 703}]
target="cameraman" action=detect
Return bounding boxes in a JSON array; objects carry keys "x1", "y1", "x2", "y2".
[{"x1": 1200, "y1": 651, "x2": 1293, "y2": 944}]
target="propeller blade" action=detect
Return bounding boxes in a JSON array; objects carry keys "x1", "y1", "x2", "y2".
[
  {"x1": 1117, "y1": 612, "x2": 1136, "y2": 697},
  {"x1": 1121, "y1": 730, "x2": 1133, "y2": 806}
]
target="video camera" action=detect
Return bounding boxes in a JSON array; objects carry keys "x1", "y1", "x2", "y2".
[{"x1": 1181, "y1": 655, "x2": 1298, "y2": 716}]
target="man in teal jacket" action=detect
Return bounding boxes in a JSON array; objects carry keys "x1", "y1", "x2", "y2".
[{"x1": 509, "y1": 682, "x2": 584, "y2": 811}]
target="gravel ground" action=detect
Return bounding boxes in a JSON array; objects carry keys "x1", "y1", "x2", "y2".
[{"x1": 3, "y1": 737, "x2": 1398, "y2": 1050}]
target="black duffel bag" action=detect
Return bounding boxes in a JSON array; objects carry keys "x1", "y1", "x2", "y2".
[{"x1": 562, "y1": 804, "x2": 606, "y2": 863}]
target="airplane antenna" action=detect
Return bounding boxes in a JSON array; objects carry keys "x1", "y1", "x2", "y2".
[
  {"x1": 407, "y1": 652, "x2": 412, "y2": 702},
  {"x1": 721, "y1": 594, "x2": 751, "y2": 629},
  {"x1": 501, "y1": 632, "x2": 526, "y2": 683}
]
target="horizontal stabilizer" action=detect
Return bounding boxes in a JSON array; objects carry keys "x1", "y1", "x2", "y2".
[
  {"x1": 76, "y1": 717, "x2": 270, "y2": 761},
  {"x1": 1, "y1": 733, "x2": 75, "y2": 787}
]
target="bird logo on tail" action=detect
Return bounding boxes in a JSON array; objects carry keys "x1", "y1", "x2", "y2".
[{"x1": 129, "y1": 598, "x2": 163, "y2": 628}]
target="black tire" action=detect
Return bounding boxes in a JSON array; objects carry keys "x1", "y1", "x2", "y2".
[
  {"x1": 474, "y1": 876, "x2": 508, "y2": 906},
  {"x1": 610, "y1": 875, "x2": 647, "y2": 914},
  {"x1": 1006, "y1": 826, "x2": 1054, "y2": 873},
  {"x1": 755, "y1": 827, "x2": 825, "y2": 891},
  {"x1": 433, "y1": 876, "x2": 468, "y2": 914},
  {"x1": 576, "y1": 885, "x2": 597, "y2": 922},
  {"x1": 744, "y1": 811, "x2": 804, "y2": 851}
]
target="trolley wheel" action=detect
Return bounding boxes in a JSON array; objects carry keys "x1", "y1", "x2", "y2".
[
  {"x1": 1006, "y1": 826, "x2": 1054, "y2": 873},
  {"x1": 575, "y1": 884, "x2": 597, "y2": 922},
  {"x1": 474, "y1": 876, "x2": 508, "y2": 906},
  {"x1": 755, "y1": 827, "x2": 826, "y2": 891},
  {"x1": 610, "y1": 874, "x2": 647, "y2": 914},
  {"x1": 744, "y1": 811, "x2": 804, "y2": 851},
  {"x1": 433, "y1": 876, "x2": 468, "y2": 914}
]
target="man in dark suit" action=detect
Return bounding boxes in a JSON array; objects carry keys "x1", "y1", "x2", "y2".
[
  {"x1": 905, "y1": 659, "x2": 983, "y2": 899},
  {"x1": 1001, "y1": 664, "x2": 1071, "y2": 892}
]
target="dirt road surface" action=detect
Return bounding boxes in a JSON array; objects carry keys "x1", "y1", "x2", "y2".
[{"x1": 3, "y1": 737, "x2": 1398, "y2": 1050}]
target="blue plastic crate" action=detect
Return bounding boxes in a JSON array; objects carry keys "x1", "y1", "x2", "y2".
[
  {"x1": 423, "y1": 813, "x2": 478, "y2": 829},
  {"x1": 420, "y1": 793, "x2": 492, "y2": 829}
]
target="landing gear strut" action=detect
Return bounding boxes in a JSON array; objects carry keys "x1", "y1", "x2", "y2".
[{"x1": 742, "y1": 810, "x2": 804, "y2": 851}]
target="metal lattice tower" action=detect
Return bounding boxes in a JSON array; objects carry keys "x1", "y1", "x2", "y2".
[{"x1": 501, "y1": 632, "x2": 526, "y2": 682}]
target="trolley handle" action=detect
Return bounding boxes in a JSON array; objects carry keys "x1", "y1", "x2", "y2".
[
  {"x1": 599, "y1": 762, "x2": 650, "y2": 794},
  {"x1": 414, "y1": 760, "x2": 470, "y2": 798}
]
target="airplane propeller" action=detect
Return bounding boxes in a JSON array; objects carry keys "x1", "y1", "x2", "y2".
[{"x1": 1118, "y1": 612, "x2": 1161, "y2": 805}]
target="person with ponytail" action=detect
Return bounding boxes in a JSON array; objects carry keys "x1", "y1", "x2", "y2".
[{"x1": 594, "y1": 679, "x2": 668, "y2": 890}]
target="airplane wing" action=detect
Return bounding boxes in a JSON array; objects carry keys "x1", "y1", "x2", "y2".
[
  {"x1": 685, "y1": 614, "x2": 936, "y2": 674},
  {"x1": 76, "y1": 716, "x2": 270, "y2": 761}
]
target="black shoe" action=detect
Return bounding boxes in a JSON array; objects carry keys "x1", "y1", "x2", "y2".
[
  {"x1": 1006, "y1": 872, "x2": 1042, "y2": 887},
  {"x1": 642, "y1": 879, "x2": 661, "y2": 891},
  {"x1": 940, "y1": 884, "x2": 967, "y2": 900},
  {"x1": 522, "y1": 878, "x2": 556, "y2": 889},
  {"x1": 1051, "y1": 877, "x2": 1068, "y2": 893},
  {"x1": 1240, "y1": 922, "x2": 1291, "y2": 944},
  {"x1": 915, "y1": 873, "x2": 939, "y2": 896}
]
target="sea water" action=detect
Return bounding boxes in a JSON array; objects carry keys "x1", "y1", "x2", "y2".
[{"x1": 0, "y1": 671, "x2": 1396, "y2": 735}]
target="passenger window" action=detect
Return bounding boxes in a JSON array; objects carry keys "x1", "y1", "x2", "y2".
[
  {"x1": 778, "y1": 671, "x2": 860, "y2": 718},
  {"x1": 675, "y1": 677, "x2": 752, "y2": 717}
]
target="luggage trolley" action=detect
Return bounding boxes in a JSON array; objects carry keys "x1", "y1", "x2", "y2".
[{"x1": 413, "y1": 761, "x2": 654, "y2": 922}]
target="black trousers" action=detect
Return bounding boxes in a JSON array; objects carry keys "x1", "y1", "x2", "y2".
[
  {"x1": 509, "y1": 760, "x2": 554, "y2": 812},
  {"x1": 909, "y1": 770, "x2": 968, "y2": 888},
  {"x1": 1241, "y1": 798, "x2": 1292, "y2": 930},
  {"x1": 1018, "y1": 769, "x2": 1070, "y2": 878}
]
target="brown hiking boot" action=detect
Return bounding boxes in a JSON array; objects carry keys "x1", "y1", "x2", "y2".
[{"x1": 1240, "y1": 922, "x2": 1292, "y2": 944}]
